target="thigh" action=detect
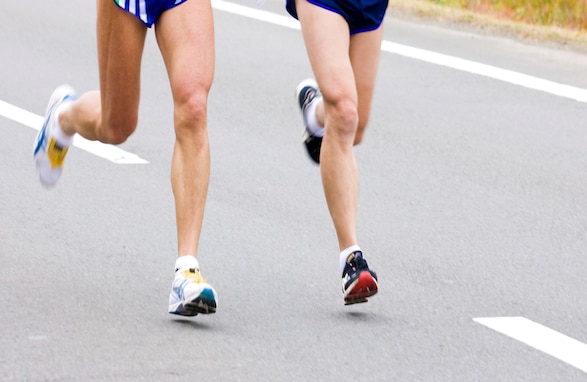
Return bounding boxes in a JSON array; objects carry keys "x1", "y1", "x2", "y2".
[
  {"x1": 154, "y1": 0, "x2": 215, "y2": 103},
  {"x1": 295, "y1": 0, "x2": 356, "y2": 104},
  {"x1": 96, "y1": 0, "x2": 147, "y2": 123}
]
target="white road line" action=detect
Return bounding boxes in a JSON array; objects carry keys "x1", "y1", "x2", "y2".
[
  {"x1": 0, "y1": 100, "x2": 148, "y2": 164},
  {"x1": 474, "y1": 317, "x2": 587, "y2": 373},
  {"x1": 212, "y1": 0, "x2": 300, "y2": 29},
  {"x1": 381, "y1": 42, "x2": 587, "y2": 103},
  {"x1": 211, "y1": 0, "x2": 587, "y2": 104}
]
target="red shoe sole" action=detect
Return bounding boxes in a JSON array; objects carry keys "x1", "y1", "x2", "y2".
[{"x1": 344, "y1": 271, "x2": 378, "y2": 305}]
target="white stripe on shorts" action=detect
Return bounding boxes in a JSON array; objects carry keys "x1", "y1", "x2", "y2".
[{"x1": 139, "y1": 0, "x2": 148, "y2": 23}]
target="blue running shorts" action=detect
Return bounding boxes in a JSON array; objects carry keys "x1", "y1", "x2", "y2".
[
  {"x1": 113, "y1": 0, "x2": 188, "y2": 28},
  {"x1": 286, "y1": 0, "x2": 388, "y2": 34}
]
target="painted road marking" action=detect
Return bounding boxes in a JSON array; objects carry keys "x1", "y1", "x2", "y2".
[
  {"x1": 380, "y1": 42, "x2": 587, "y2": 103},
  {"x1": 0, "y1": 100, "x2": 148, "y2": 164},
  {"x1": 475, "y1": 317, "x2": 587, "y2": 373},
  {"x1": 211, "y1": 0, "x2": 587, "y2": 104}
]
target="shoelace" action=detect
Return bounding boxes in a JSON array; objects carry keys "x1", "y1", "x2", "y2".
[
  {"x1": 344, "y1": 253, "x2": 369, "y2": 276},
  {"x1": 182, "y1": 268, "x2": 208, "y2": 284}
]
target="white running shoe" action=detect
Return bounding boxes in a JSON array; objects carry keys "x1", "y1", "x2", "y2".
[
  {"x1": 33, "y1": 85, "x2": 77, "y2": 187},
  {"x1": 168, "y1": 268, "x2": 217, "y2": 316}
]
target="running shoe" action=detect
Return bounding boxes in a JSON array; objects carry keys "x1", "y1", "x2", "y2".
[
  {"x1": 169, "y1": 268, "x2": 217, "y2": 316},
  {"x1": 33, "y1": 85, "x2": 77, "y2": 187},
  {"x1": 295, "y1": 79, "x2": 323, "y2": 164},
  {"x1": 342, "y1": 251, "x2": 378, "y2": 305}
]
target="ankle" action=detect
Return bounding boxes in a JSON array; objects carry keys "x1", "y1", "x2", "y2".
[{"x1": 339, "y1": 245, "x2": 361, "y2": 273}]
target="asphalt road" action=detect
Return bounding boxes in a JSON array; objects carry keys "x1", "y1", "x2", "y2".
[{"x1": 1, "y1": 1, "x2": 587, "y2": 381}]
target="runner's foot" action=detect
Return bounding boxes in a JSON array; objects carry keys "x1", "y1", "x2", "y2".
[
  {"x1": 33, "y1": 85, "x2": 77, "y2": 187},
  {"x1": 342, "y1": 251, "x2": 378, "y2": 305},
  {"x1": 169, "y1": 267, "x2": 217, "y2": 316},
  {"x1": 295, "y1": 78, "x2": 323, "y2": 164}
]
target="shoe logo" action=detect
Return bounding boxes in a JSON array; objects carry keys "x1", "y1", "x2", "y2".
[
  {"x1": 174, "y1": 281, "x2": 188, "y2": 301},
  {"x1": 346, "y1": 253, "x2": 356, "y2": 265},
  {"x1": 301, "y1": 89, "x2": 316, "y2": 110},
  {"x1": 34, "y1": 122, "x2": 48, "y2": 156},
  {"x1": 62, "y1": 94, "x2": 76, "y2": 103},
  {"x1": 47, "y1": 138, "x2": 69, "y2": 169}
]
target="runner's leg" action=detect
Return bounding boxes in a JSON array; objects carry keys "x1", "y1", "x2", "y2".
[
  {"x1": 310, "y1": 27, "x2": 384, "y2": 146},
  {"x1": 59, "y1": 0, "x2": 146, "y2": 144},
  {"x1": 349, "y1": 27, "x2": 384, "y2": 145},
  {"x1": 154, "y1": 0, "x2": 215, "y2": 258},
  {"x1": 295, "y1": 0, "x2": 359, "y2": 250}
]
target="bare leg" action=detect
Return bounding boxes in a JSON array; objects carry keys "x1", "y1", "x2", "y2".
[
  {"x1": 58, "y1": 0, "x2": 146, "y2": 144},
  {"x1": 350, "y1": 28, "x2": 384, "y2": 144},
  {"x1": 296, "y1": 0, "x2": 357, "y2": 250},
  {"x1": 295, "y1": 0, "x2": 383, "y2": 251},
  {"x1": 310, "y1": 29, "x2": 383, "y2": 144},
  {"x1": 155, "y1": 0, "x2": 215, "y2": 259}
]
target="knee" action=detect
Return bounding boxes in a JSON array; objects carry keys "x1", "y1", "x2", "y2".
[
  {"x1": 326, "y1": 97, "x2": 359, "y2": 141},
  {"x1": 101, "y1": 112, "x2": 137, "y2": 145},
  {"x1": 173, "y1": 88, "x2": 209, "y2": 140}
]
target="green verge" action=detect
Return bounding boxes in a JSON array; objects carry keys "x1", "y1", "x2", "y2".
[{"x1": 389, "y1": 0, "x2": 587, "y2": 51}]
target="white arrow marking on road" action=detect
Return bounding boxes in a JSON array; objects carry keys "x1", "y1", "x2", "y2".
[
  {"x1": 0, "y1": 100, "x2": 148, "y2": 164},
  {"x1": 212, "y1": 0, "x2": 587, "y2": 104},
  {"x1": 474, "y1": 316, "x2": 587, "y2": 373}
]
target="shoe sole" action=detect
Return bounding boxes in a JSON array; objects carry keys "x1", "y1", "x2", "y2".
[
  {"x1": 169, "y1": 288, "x2": 217, "y2": 316},
  {"x1": 295, "y1": 79, "x2": 322, "y2": 164},
  {"x1": 303, "y1": 132, "x2": 322, "y2": 164},
  {"x1": 344, "y1": 271, "x2": 378, "y2": 305}
]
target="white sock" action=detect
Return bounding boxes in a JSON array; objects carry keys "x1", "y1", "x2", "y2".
[
  {"x1": 175, "y1": 255, "x2": 199, "y2": 273},
  {"x1": 305, "y1": 97, "x2": 325, "y2": 137},
  {"x1": 339, "y1": 245, "x2": 361, "y2": 273},
  {"x1": 51, "y1": 102, "x2": 74, "y2": 148}
]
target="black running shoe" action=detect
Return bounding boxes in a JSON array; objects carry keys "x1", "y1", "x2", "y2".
[
  {"x1": 342, "y1": 251, "x2": 378, "y2": 305},
  {"x1": 295, "y1": 78, "x2": 323, "y2": 164}
]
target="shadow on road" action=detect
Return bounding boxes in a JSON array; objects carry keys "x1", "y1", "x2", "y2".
[{"x1": 169, "y1": 317, "x2": 215, "y2": 330}]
